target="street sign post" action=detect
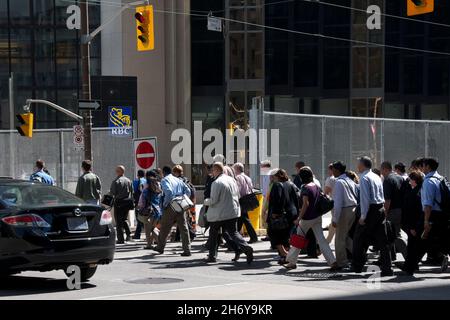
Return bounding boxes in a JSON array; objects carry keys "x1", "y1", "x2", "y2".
[
  {"x1": 78, "y1": 100, "x2": 101, "y2": 110},
  {"x1": 73, "y1": 124, "x2": 84, "y2": 151},
  {"x1": 133, "y1": 137, "x2": 158, "y2": 177}
]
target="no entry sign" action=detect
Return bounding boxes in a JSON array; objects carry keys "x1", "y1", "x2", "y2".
[{"x1": 133, "y1": 137, "x2": 158, "y2": 175}]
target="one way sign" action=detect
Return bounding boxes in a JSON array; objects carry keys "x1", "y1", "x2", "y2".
[{"x1": 78, "y1": 100, "x2": 101, "y2": 111}]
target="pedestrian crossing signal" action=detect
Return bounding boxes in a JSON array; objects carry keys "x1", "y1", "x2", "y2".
[
  {"x1": 135, "y1": 5, "x2": 154, "y2": 51},
  {"x1": 407, "y1": 0, "x2": 434, "y2": 16},
  {"x1": 16, "y1": 112, "x2": 33, "y2": 138}
]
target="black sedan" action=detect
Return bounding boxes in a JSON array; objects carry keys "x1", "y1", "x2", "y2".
[{"x1": 0, "y1": 179, "x2": 115, "y2": 281}]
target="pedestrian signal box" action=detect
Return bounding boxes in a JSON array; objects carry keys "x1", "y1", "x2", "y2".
[
  {"x1": 16, "y1": 112, "x2": 34, "y2": 138},
  {"x1": 407, "y1": 0, "x2": 434, "y2": 16},
  {"x1": 135, "y1": 5, "x2": 154, "y2": 51}
]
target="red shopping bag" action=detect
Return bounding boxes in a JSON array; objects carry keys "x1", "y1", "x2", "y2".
[{"x1": 290, "y1": 233, "x2": 309, "y2": 249}]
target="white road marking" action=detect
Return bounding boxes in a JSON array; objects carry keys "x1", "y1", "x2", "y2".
[{"x1": 82, "y1": 282, "x2": 249, "y2": 300}]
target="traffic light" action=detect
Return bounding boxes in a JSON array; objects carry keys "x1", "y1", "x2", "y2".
[
  {"x1": 135, "y1": 5, "x2": 154, "y2": 51},
  {"x1": 407, "y1": 0, "x2": 434, "y2": 16},
  {"x1": 16, "y1": 112, "x2": 33, "y2": 138}
]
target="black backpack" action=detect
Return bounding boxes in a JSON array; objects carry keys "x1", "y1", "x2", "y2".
[{"x1": 430, "y1": 176, "x2": 450, "y2": 213}]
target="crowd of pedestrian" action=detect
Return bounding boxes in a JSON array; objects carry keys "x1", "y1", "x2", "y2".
[{"x1": 30, "y1": 154, "x2": 450, "y2": 277}]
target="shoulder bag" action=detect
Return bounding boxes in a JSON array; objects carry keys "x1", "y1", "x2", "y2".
[{"x1": 170, "y1": 194, "x2": 194, "y2": 214}]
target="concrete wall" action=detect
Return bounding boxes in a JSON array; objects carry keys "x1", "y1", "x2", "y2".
[{"x1": 120, "y1": 0, "x2": 191, "y2": 174}]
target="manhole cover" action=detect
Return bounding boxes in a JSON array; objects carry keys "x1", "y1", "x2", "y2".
[{"x1": 124, "y1": 277, "x2": 184, "y2": 284}]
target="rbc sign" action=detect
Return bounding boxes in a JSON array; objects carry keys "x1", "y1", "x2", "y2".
[{"x1": 109, "y1": 106, "x2": 133, "y2": 136}]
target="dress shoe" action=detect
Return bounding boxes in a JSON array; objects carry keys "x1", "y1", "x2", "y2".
[
  {"x1": 380, "y1": 270, "x2": 394, "y2": 277},
  {"x1": 284, "y1": 263, "x2": 297, "y2": 270},
  {"x1": 116, "y1": 241, "x2": 125, "y2": 245},
  {"x1": 232, "y1": 251, "x2": 242, "y2": 262},
  {"x1": 204, "y1": 256, "x2": 217, "y2": 263},
  {"x1": 180, "y1": 251, "x2": 192, "y2": 257},
  {"x1": 125, "y1": 236, "x2": 134, "y2": 242},
  {"x1": 248, "y1": 238, "x2": 259, "y2": 244},
  {"x1": 246, "y1": 248, "x2": 254, "y2": 264},
  {"x1": 152, "y1": 247, "x2": 164, "y2": 254}
]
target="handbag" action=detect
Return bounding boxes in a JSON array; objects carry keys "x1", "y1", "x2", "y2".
[
  {"x1": 101, "y1": 194, "x2": 115, "y2": 207},
  {"x1": 315, "y1": 190, "x2": 334, "y2": 216},
  {"x1": 239, "y1": 192, "x2": 260, "y2": 212},
  {"x1": 170, "y1": 194, "x2": 194, "y2": 214},
  {"x1": 290, "y1": 229, "x2": 309, "y2": 249},
  {"x1": 115, "y1": 197, "x2": 135, "y2": 211},
  {"x1": 198, "y1": 205, "x2": 207, "y2": 228},
  {"x1": 270, "y1": 214, "x2": 290, "y2": 231}
]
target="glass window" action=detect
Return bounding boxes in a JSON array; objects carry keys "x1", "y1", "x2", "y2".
[
  {"x1": 352, "y1": 47, "x2": 367, "y2": 88},
  {"x1": 56, "y1": 28, "x2": 78, "y2": 58},
  {"x1": 55, "y1": 0, "x2": 69, "y2": 26},
  {"x1": 385, "y1": 51, "x2": 399, "y2": 93},
  {"x1": 247, "y1": 8, "x2": 262, "y2": 30},
  {"x1": 324, "y1": 45, "x2": 350, "y2": 89},
  {"x1": 0, "y1": 0, "x2": 7, "y2": 25},
  {"x1": 0, "y1": 29, "x2": 9, "y2": 59},
  {"x1": 34, "y1": 0, "x2": 54, "y2": 26},
  {"x1": 10, "y1": 0, "x2": 31, "y2": 26},
  {"x1": 35, "y1": 28, "x2": 55, "y2": 58},
  {"x1": 294, "y1": 44, "x2": 318, "y2": 87},
  {"x1": 369, "y1": 47, "x2": 382, "y2": 88},
  {"x1": 229, "y1": 91, "x2": 245, "y2": 127},
  {"x1": 35, "y1": 59, "x2": 55, "y2": 88},
  {"x1": 10, "y1": 28, "x2": 32, "y2": 58},
  {"x1": 352, "y1": 99, "x2": 368, "y2": 117},
  {"x1": 229, "y1": 33, "x2": 245, "y2": 79},
  {"x1": 192, "y1": 42, "x2": 224, "y2": 86},
  {"x1": 266, "y1": 41, "x2": 288, "y2": 85},
  {"x1": 230, "y1": 9, "x2": 245, "y2": 31},
  {"x1": 384, "y1": 103, "x2": 404, "y2": 119},
  {"x1": 230, "y1": 0, "x2": 245, "y2": 7},
  {"x1": 403, "y1": 56, "x2": 423, "y2": 94},
  {"x1": 56, "y1": 58, "x2": 78, "y2": 88},
  {"x1": 421, "y1": 104, "x2": 449, "y2": 120},
  {"x1": 247, "y1": 33, "x2": 262, "y2": 79},
  {"x1": 11, "y1": 58, "x2": 32, "y2": 87},
  {"x1": 428, "y1": 58, "x2": 450, "y2": 96},
  {"x1": 320, "y1": 99, "x2": 349, "y2": 116}
]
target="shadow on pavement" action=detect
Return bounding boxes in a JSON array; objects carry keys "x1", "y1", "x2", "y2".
[{"x1": 0, "y1": 275, "x2": 95, "y2": 297}]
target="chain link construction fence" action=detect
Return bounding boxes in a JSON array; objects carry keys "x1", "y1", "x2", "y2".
[
  {"x1": 0, "y1": 128, "x2": 134, "y2": 193},
  {"x1": 250, "y1": 106, "x2": 450, "y2": 186}
]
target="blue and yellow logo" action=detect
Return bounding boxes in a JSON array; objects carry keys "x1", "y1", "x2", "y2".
[{"x1": 109, "y1": 106, "x2": 132, "y2": 136}]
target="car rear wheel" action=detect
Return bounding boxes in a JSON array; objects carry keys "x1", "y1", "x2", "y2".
[
  {"x1": 80, "y1": 266, "x2": 97, "y2": 282},
  {"x1": 65, "y1": 265, "x2": 98, "y2": 282}
]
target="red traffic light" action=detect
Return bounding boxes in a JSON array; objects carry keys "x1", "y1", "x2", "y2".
[{"x1": 135, "y1": 12, "x2": 145, "y2": 23}]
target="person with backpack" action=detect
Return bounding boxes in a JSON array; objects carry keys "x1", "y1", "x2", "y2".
[
  {"x1": 137, "y1": 170, "x2": 162, "y2": 249},
  {"x1": 30, "y1": 159, "x2": 55, "y2": 185},
  {"x1": 132, "y1": 170, "x2": 147, "y2": 239},
  {"x1": 417, "y1": 157, "x2": 449, "y2": 273},
  {"x1": 285, "y1": 167, "x2": 337, "y2": 271}
]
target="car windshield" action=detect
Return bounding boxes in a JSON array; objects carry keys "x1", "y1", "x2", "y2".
[{"x1": 0, "y1": 183, "x2": 83, "y2": 209}]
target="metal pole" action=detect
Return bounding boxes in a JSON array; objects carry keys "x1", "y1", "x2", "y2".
[
  {"x1": 80, "y1": 0, "x2": 93, "y2": 161},
  {"x1": 9, "y1": 73, "x2": 15, "y2": 178},
  {"x1": 321, "y1": 117, "x2": 326, "y2": 185},
  {"x1": 59, "y1": 130, "x2": 65, "y2": 188}
]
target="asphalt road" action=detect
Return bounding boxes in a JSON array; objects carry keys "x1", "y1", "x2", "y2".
[{"x1": 1, "y1": 231, "x2": 450, "y2": 300}]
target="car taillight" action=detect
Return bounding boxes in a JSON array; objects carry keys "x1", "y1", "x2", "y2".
[
  {"x1": 2, "y1": 214, "x2": 51, "y2": 228},
  {"x1": 100, "y1": 210, "x2": 112, "y2": 225}
]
